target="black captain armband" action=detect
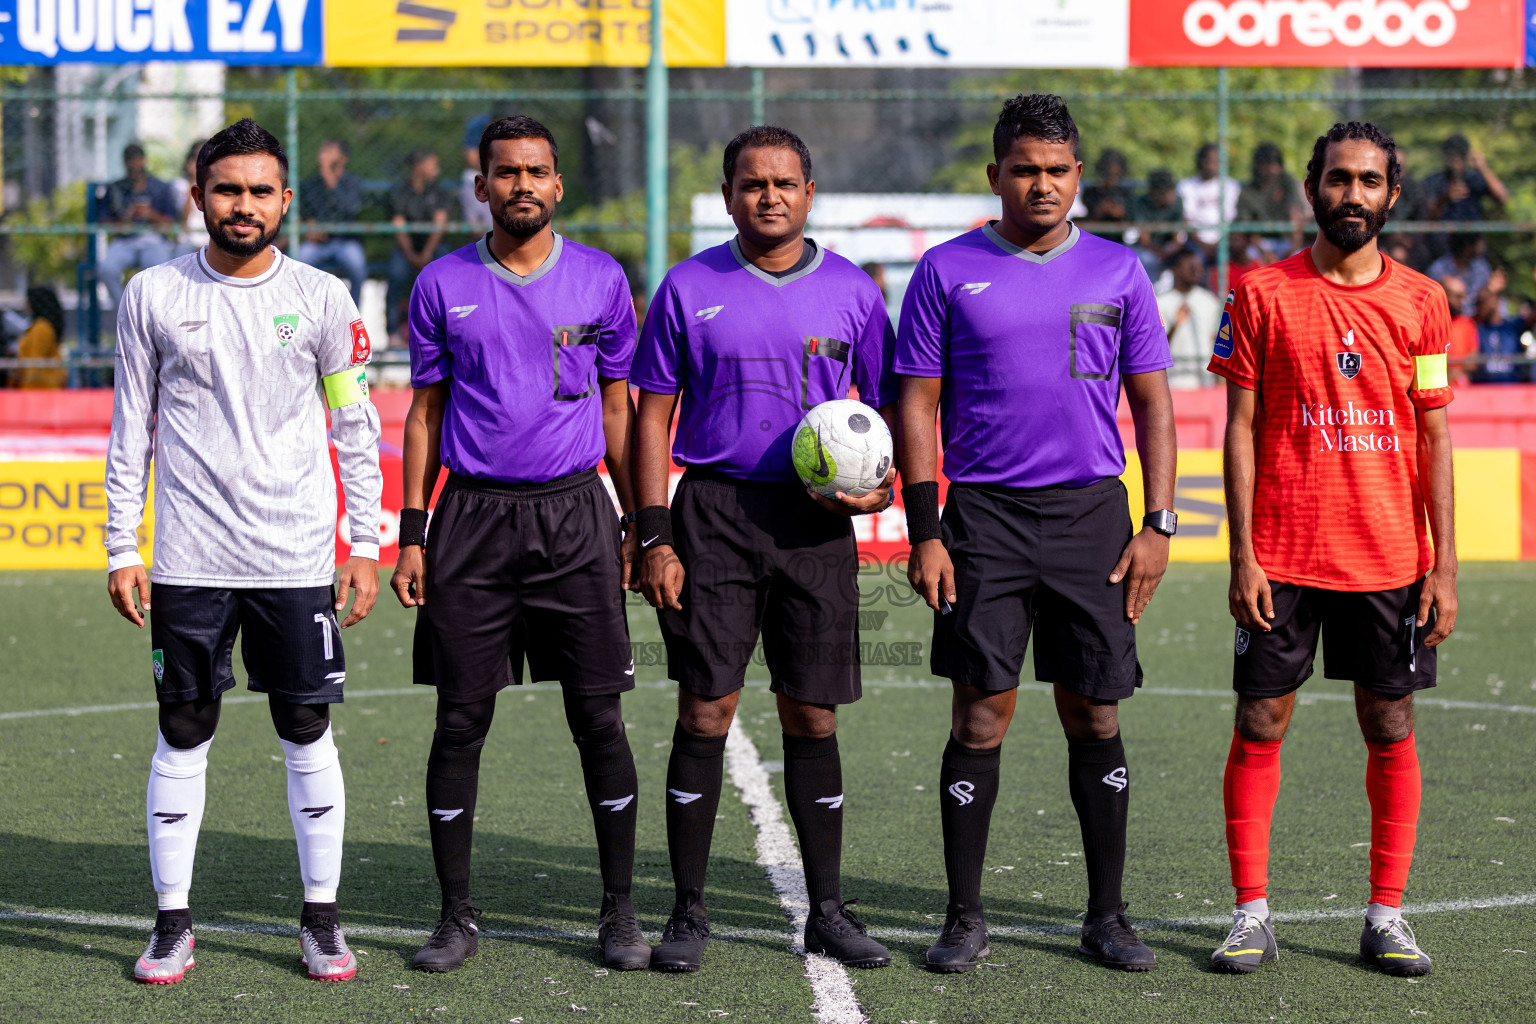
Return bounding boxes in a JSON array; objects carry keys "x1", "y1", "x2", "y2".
[
  {"x1": 635, "y1": 505, "x2": 675, "y2": 553},
  {"x1": 398, "y1": 508, "x2": 429, "y2": 550},
  {"x1": 902, "y1": 481, "x2": 942, "y2": 544}
]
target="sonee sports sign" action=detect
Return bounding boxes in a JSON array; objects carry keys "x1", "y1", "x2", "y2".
[{"x1": 1128, "y1": 0, "x2": 1523, "y2": 66}]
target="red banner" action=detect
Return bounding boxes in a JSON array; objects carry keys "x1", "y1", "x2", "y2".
[{"x1": 1129, "y1": 0, "x2": 1523, "y2": 67}]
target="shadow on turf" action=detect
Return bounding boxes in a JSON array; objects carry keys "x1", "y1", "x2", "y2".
[{"x1": 0, "y1": 830, "x2": 794, "y2": 955}]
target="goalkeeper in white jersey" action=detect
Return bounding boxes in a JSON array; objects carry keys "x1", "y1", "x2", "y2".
[{"x1": 104, "y1": 119, "x2": 383, "y2": 985}]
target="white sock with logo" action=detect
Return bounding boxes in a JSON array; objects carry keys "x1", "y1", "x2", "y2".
[
  {"x1": 1237, "y1": 898, "x2": 1269, "y2": 920},
  {"x1": 147, "y1": 731, "x2": 212, "y2": 910},
  {"x1": 281, "y1": 725, "x2": 346, "y2": 904}
]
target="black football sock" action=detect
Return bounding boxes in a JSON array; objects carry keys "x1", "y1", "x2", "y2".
[
  {"x1": 425, "y1": 697, "x2": 496, "y2": 906},
  {"x1": 664, "y1": 721, "x2": 727, "y2": 910},
  {"x1": 564, "y1": 692, "x2": 639, "y2": 898},
  {"x1": 939, "y1": 736, "x2": 1001, "y2": 912},
  {"x1": 154, "y1": 908, "x2": 192, "y2": 933},
  {"x1": 1065, "y1": 731, "x2": 1130, "y2": 917},
  {"x1": 782, "y1": 733, "x2": 844, "y2": 911}
]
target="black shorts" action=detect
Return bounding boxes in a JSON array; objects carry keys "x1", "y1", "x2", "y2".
[
  {"x1": 931, "y1": 477, "x2": 1142, "y2": 701},
  {"x1": 1232, "y1": 580, "x2": 1437, "y2": 698},
  {"x1": 659, "y1": 468, "x2": 862, "y2": 706},
  {"x1": 149, "y1": 585, "x2": 345, "y2": 705},
  {"x1": 414, "y1": 469, "x2": 634, "y2": 702}
]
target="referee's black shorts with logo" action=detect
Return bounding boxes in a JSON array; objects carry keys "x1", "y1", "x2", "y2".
[
  {"x1": 149, "y1": 585, "x2": 345, "y2": 705},
  {"x1": 659, "y1": 468, "x2": 862, "y2": 706},
  {"x1": 931, "y1": 476, "x2": 1142, "y2": 701},
  {"x1": 1231, "y1": 579, "x2": 1437, "y2": 698},
  {"x1": 414, "y1": 468, "x2": 634, "y2": 702}
]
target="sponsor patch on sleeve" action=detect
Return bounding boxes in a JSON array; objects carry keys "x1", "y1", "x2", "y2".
[
  {"x1": 349, "y1": 319, "x2": 371, "y2": 366},
  {"x1": 1213, "y1": 310, "x2": 1234, "y2": 359}
]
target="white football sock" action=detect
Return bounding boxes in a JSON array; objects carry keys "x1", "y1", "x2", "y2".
[
  {"x1": 1237, "y1": 898, "x2": 1269, "y2": 920},
  {"x1": 282, "y1": 724, "x2": 346, "y2": 904},
  {"x1": 146, "y1": 730, "x2": 212, "y2": 909},
  {"x1": 1366, "y1": 901, "x2": 1400, "y2": 926}
]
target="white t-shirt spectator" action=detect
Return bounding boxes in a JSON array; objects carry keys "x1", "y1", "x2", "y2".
[
  {"x1": 1176, "y1": 174, "x2": 1240, "y2": 246},
  {"x1": 1156, "y1": 283, "x2": 1222, "y2": 389}
]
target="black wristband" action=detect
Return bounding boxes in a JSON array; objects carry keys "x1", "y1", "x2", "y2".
[
  {"x1": 902, "y1": 481, "x2": 942, "y2": 544},
  {"x1": 398, "y1": 507, "x2": 429, "y2": 550},
  {"x1": 635, "y1": 505, "x2": 674, "y2": 552}
]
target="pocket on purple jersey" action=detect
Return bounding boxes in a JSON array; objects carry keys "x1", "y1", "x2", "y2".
[
  {"x1": 1068, "y1": 303, "x2": 1121, "y2": 381},
  {"x1": 552, "y1": 324, "x2": 600, "y2": 400}
]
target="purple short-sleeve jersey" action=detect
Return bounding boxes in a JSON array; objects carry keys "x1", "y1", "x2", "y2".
[
  {"x1": 631, "y1": 239, "x2": 897, "y2": 482},
  {"x1": 894, "y1": 223, "x2": 1171, "y2": 489},
  {"x1": 409, "y1": 234, "x2": 636, "y2": 484}
]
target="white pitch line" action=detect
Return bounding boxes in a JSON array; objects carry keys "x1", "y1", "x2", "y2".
[
  {"x1": 724, "y1": 719, "x2": 868, "y2": 1024},
  {"x1": 6, "y1": 680, "x2": 1535, "y2": 723},
  {"x1": 6, "y1": 893, "x2": 1534, "y2": 945}
]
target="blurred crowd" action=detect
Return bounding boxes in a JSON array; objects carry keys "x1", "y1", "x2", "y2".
[{"x1": 6, "y1": 129, "x2": 1533, "y2": 388}]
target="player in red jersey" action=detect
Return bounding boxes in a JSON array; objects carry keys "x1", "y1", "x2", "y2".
[{"x1": 1206, "y1": 122, "x2": 1457, "y2": 977}]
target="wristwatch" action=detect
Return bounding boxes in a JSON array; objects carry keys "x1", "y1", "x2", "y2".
[{"x1": 1143, "y1": 509, "x2": 1178, "y2": 536}]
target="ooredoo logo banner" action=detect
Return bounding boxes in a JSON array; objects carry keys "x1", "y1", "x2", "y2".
[{"x1": 1129, "y1": 0, "x2": 1523, "y2": 66}]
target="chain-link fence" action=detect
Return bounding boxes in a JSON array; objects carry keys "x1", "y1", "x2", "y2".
[{"x1": 3, "y1": 64, "x2": 1535, "y2": 384}]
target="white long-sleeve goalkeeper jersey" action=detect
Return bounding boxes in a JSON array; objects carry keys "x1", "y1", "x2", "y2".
[{"x1": 105, "y1": 247, "x2": 382, "y2": 587}]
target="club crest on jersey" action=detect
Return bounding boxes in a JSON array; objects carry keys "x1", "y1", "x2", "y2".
[
  {"x1": 1213, "y1": 310, "x2": 1234, "y2": 358},
  {"x1": 273, "y1": 314, "x2": 299, "y2": 347},
  {"x1": 1336, "y1": 351, "x2": 1362, "y2": 380},
  {"x1": 1235, "y1": 627, "x2": 1250, "y2": 655}
]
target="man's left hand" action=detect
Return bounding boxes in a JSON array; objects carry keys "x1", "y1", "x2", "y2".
[
  {"x1": 1109, "y1": 528, "x2": 1170, "y2": 625},
  {"x1": 807, "y1": 467, "x2": 896, "y2": 517},
  {"x1": 336, "y1": 556, "x2": 379, "y2": 628}
]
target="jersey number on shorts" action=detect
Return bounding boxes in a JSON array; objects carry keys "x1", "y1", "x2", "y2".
[{"x1": 314, "y1": 613, "x2": 336, "y2": 661}]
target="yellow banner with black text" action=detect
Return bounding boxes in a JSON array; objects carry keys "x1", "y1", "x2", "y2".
[{"x1": 325, "y1": 0, "x2": 726, "y2": 67}]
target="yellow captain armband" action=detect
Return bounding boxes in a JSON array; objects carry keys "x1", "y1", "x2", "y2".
[
  {"x1": 1412, "y1": 353, "x2": 1448, "y2": 392},
  {"x1": 322, "y1": 368, "x2": 370, "y2": 410}
]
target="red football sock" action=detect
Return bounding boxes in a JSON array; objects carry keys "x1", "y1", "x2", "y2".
[
  {"x1": 1223, "y1": 731, "x2": 1283, "y2": 905},
  {"x1": 1365, "y1": 733, "x2": 1421, "y2": 908}
]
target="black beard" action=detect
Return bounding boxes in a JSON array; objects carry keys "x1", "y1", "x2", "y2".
[
  {"x1": 1313, "y1": 194, "x2": 1391, "y2": 252},
  {"x1": 492, "y1": 198, "x2": 552, "y2": 239},
  {"x1": 210, "y1": 216, "x2": 281, "y2": 258}
]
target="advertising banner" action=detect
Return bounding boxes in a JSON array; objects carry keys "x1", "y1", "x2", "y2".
[
  {"x1": 725, "y1": 0, "x2": 1128, "y2": 68},
  {"x1": 1129, "y1": 0, "x2": 1524, "y2": 67},
  {"x1": 324, "y1": 0, "x2": 724, "y2": 67},
  {"x1": 0, "y1": 0, "x2": 323, "y2": 64}
]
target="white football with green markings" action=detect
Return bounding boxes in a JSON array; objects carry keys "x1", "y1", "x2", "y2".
[{"x1": 792, "y1": 398, "x2": 893, "y2": 499}]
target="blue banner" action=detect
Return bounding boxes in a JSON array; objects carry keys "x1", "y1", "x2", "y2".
[
  {"x1": 0, "y1": 0, "x2": 322, "y2": 64},
  {"x1": 1528, "y1": 0, "x2": 1536, "y2": 65}
]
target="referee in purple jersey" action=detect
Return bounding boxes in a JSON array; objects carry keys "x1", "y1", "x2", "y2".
[
  {"x1": 898, "y1": 95, "x2": 1178, "y2": 973},
  {"x1": 391, "y1": 116, "x2": 650, "y2": 973}
]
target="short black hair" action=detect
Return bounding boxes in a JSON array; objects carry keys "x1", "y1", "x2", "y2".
[
  {"x1": 1305, "y1": 121, "x2": 1400, "y2": 195},
  {"x1": 1196, "y1": 142, "x2": 1220, "y2": 168},
  {"x1": 1170, "y1": 246, "x2": 1205, "y2": 270},
  {"x1": 1095, "y1": 148, "x2": 1128, "y2": 175},
  {"x1": 1252, "y1": 142, "x2": 1284, "y2": 172},
  {"x1": 1147, "y1": 168, "x2": 1176, "y2": 192},
  {"x1": 319, "y1": 137, "x2": 350, "y2": 158},
  {"x1": 407, "y1": 148, "x2": 439, "y2": 172},
  {"x1": 123, "y1": 143, "x2": 145, "y2": 163},
  {"x1": 196, "y1": 118, "x2": 287, "y2": 189},
  {"x1": 183, "y1": 139, "x2": 205, "y2": 166},
  {"x1": 479, "y1": 114, "x2": 559, "y2": 174},
  {"x1": 993, "y1": 93, "x2": 1079, "y2": 162},
  {"x1": 1442, "y1": 133, "x2": 1470, "y2": 156},
  {"x1": 723, "y1": 125, "x2": 812, "y2": 185}
]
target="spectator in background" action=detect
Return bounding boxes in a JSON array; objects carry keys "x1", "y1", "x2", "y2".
[
  {"x1": 1472, "y1": 268, "x2": 1530, "y2": 383},
  {"x1": 1427, "y1": 234, "x2": 1491, "y2": 317},
  {"x1": 295, "y1": 139, "x2": 369, "y2": 307},
  {"x1": 460, "y1": 114, "x2": 493, "y2": 231},
  {"x1": 97, "y1": 143, "x2": 177, "y2": 307},
  {"x1": 860, "y1": 261, "x2": 888, "y2": 302},
  {"x1": 8, "y1": 286, "x2": 67, "y2": 389},
  {"x1": 1422, "y1": 135, "x2": 1507, "y2": 224},
  {"x1": 1383, "y1": 150, "x2": 1429, "y2": 268},
  {"x1": 1381, "y1": 234, "x2": 1415, "y2": 268},
  {"x1": 1128, "y1": 168, "x2": 1186, "y2": 277},
  {"x1": 1156, "y1": 248, "x2": 1220, "y2": 389},
  {"x1": 1236, "y1": 142, "x2": 1305, "y2": 261},
  {"x1": 1437, "y1": 275, "x2": 1480, "y2": 386},
  {"x1": 388, "y1": 148, "x2": 450, "y2": 342},
  {"x1": 1083, "y1": 148, "x2": 1133, "y2": 242},
  {"x1": 1176, "y1": 142, "x2": 1240, "y2": 259},
  {"x1": 1209, "y1": 232, "x2": 1266, "y2": 295},
  {"x1": 169, "y1": 139, "x2": 209, "y2": 257}
]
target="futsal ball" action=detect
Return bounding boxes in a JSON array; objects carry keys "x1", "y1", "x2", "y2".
[{"x1": 792, "y1": 399, "x2": 893, "y2": 498}]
